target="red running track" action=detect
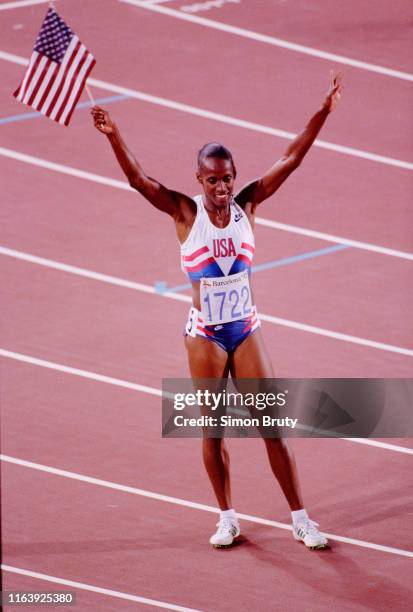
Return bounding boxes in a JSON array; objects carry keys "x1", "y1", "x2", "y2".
[{"x1": 1, "y1": 1, "x2": 412, "y2": 610}]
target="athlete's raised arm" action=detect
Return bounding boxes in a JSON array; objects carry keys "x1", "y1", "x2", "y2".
[
  {"x1": 91, "y1": 106, "x2": 194, "y2": 219},
  {"x1": 236, "y1": 72, "x2": 343, "y2": 209}
]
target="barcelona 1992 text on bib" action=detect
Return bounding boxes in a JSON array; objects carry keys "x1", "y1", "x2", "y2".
[{"x1": 200, "y1": 270, "x2": 253, "y2": 325}]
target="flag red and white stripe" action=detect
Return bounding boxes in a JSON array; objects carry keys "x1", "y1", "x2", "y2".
[{"x1": 13, "y1": 8, "x2": 96, "y2": 126}]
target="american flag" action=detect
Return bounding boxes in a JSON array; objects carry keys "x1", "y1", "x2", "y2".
[{"x1": 14, "y1": 8, "x2": 96, "y2": 126}]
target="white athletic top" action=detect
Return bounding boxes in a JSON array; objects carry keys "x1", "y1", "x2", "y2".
[{"x1": 180, "y1": 195, "x2": 255, "y2": 283}]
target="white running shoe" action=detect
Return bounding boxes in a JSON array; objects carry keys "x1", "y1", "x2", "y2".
[
  {"x1": 293, "y1": 519, "x2": 328, "y2": 549},
  {"x1": 210, "y1": 517, "x2": 240, "y2": 548}
]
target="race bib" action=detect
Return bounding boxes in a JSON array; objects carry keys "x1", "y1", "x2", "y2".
[{"x1": 200, "y1": 270, "x2": 252, "y2": 325}]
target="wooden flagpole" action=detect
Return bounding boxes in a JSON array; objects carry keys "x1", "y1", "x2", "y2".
[{"x1": 85, "y1": 83, "x2": 96, "y2": 107}]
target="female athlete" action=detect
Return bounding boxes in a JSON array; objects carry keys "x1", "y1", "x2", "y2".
[{"x1": 91, "y1": 72, "x2": 342, "y2": 550}]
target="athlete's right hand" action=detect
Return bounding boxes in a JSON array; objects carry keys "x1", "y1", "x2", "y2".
[
  {"x1": 91, "y1": 106, "x2": 115, "y2": 135},
  {"x1": 324, "y1": 71, "x2": 343, "y2": 112}
]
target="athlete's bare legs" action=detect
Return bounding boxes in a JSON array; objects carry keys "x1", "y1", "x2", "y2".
[
  {"x1": 185, "y1": 328, "x2": 304, "y2": 511},
  {"x1": 231, "y1": 328, "x2": 304, "y2": 510},
  {"x1": 185, "y1": 334, "x2": 233, "y2": 510}
]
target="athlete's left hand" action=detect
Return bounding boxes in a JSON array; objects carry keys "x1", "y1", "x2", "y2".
[{"x1": 324, "y1": 71, "x2": 343, "y2": 112}]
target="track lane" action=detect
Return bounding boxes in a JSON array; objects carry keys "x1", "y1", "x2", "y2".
[
  {"x1": 2, "y1": 253, "x2": 412, "y2": 377},
  {"x1": 1, "y1": 3, "x2": 412, "y2": 610},
  {"x1": 1, "y1": 572, "x2": 149, "y2": 612},
  {"x1": 1, "y1": 0, "x2": 412, "y2": 161},
  {"x1": 5, "y1": 462, "x2": 412, "y2": 612},
  {"x1": 0, "y1": 64, "x2": 411, "y2": 252},
  {"x1": 2, "y1": 373, "x2": 413, "y2": 553},
  {"x1": 128, "y1": 0, "x2": 413, "y2": 74}
]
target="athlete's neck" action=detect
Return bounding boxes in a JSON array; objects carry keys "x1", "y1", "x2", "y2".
[{"x1": 203, "y1": 197, "x2": 231, "y2": 219}]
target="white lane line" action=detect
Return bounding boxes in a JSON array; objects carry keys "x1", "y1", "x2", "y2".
[
  {"x1": 1, "y1": 349, "x2": 413, "y2": 455},
  {"x1": 0, "y1": 147, "x2": 412, "y2": 262},
  {"x1": 0, "y1": 246, "x2": 191, "y2": 304},
  {"x1": 2, "y1": 454, "x2": 413, "y2": 557},
  {"x1": 255, "y1": 218, "x2": 413, "y2": 261},
  {"x1": 1, "y1": 565, "x2": 203, "y2": 612},
  {"x1": 59, "y1": 79, "x2": 413, "y2": 172},
  {"x1": 258, "y1": 313, "x2": 413, "y2": 357},
  {"x1": 340, "y1": 437, "x2": 413, "y2": 453},
  {"x1": 0, "y1": 146, "x2": 131, "y2": 191},
  {"x1": 1, "y1": 51, "x2": 412, "y2": 171},
  {"x1": 0, "y1": 50, "x2": 27, "y2": 65},
  {"x1": 2, "y1": 248, "x2": 413, "y2": 356},
  {"x1": 119, "y1": 0, "x2": 413, "y2": 82},
  {"x1": 0, "y1": 348, "x2": 163, "y2": 396},
  {"x1": 0, "y1": 0, "x2": 49, "y2": 10}
]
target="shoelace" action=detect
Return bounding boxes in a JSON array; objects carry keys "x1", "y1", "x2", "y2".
[
  {"x1": 297, "y1": 519, "x2": 320, "y2": 536},
  {"x1": 216, "y1": 518, "x2": 237, "y2": 534}
]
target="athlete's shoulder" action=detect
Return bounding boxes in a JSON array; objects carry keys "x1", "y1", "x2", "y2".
[
  {"x1": 171, "y1": 191, "x2": 197, "y2": 219},
  {"x1": 234, "y1": 179, "x2": 259, "y2": 209}
]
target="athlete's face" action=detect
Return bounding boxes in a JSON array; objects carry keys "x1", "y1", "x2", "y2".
[{"x1": 197, "y1": 157, "x2": 236, "y2": 209}]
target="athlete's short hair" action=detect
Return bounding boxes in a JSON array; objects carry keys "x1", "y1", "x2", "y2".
[{"x1": 197, "y1": 142, "x2": 235, "y2": 172}]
